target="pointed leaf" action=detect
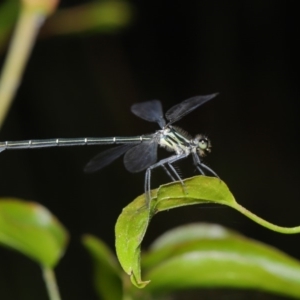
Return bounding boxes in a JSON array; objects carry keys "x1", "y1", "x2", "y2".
[
  {"x1": 115, "y1": 176, "x2": 300, "y2": 288},
  {"x1": 115, "y1": 192, "x2": 156, "y2": 287}
]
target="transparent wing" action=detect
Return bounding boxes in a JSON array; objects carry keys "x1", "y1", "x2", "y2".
[
  {"x1": 124, "y1": 142, "x2": 158, "y2": 173},
  {"x1": 84, "y1": 144, "x2": 135, "y2": 173},
  {"x1": 165, "y1": 93, "x2": 219, "y2": 124},
  {"x1": 131, "y1": 100, "x2": 166, "y2": 128}
]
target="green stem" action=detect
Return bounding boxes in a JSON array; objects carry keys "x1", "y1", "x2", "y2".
[
  {"x1": 230, "y1": 202, "x2": 300, "y2": 234},
  {"x1": 42, "y1": 266, "x2": 62, "y2": 300},
  {"x1": 0, "y1": 4, "x2": 45, "y2": 128}
]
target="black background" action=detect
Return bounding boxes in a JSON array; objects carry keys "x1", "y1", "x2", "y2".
[{"x1": 1, "y1": 1, "x2": 300, "y2": 299}]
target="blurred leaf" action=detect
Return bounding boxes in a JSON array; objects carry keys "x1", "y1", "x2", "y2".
[
  {"x1": 115, "y1": 176, "x2": 300, "y2": 288},
  {"x1": 143, "y1": 223, "x2": 236, "y2": 268},
  {"x1": 0, "y1": 0, "x2": 19, "y2": 50},
  {"x1": 142, "y1": 223, "x2": 300, "y2": 299},
  {"x1": 82, "y1": 234, "x2": 123, "y2": 300},
  {"x1": 42, "y1": 0, "x2": 134, "y2": 37},
  {"x1": 0, "y1": 198, "x2": 68, "y2": 267}
]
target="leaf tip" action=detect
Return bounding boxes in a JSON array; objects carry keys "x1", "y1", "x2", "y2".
[{"x1": 130, "y1": 272, "x2": 151, "y2": 288}]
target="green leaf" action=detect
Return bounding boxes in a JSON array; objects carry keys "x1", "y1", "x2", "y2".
[
  {"x1": 82, "y1": 234, "x2": 123, "y2": 300},
  {"x1": 142, "y1": 224, "x2": 300, "y2": 299},
  {"x1": 0, "y1": 198, "x2": 68, "y2": 267},
  {"x1": 115, "y1": 192, "x2": 155, "y2": 287},
  {"x1": 143, "y1": 223, "x2": 236, "y2": 269},
  {"x1": 115, "y1": 176, "x2": 300, "y2": 288},
  {"x1": 155, "y1": 175, "x2": 235, "y2": 211}
]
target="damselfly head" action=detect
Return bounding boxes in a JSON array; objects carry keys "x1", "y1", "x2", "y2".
[{"x1": 194, "y1": 134, "x2": 211, "y2": 157}]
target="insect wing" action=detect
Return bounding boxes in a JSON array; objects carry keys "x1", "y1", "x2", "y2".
[
  {"x1": 84, "y1": 144, "x2": 135, "y2": 173},
  {"x1": 124, "y1": 142, "x2": 157, "y2": 173},
  {"x1": 131, "y1": 100, "x2": 166, "y2": 128},
  {"x1": 165, "y1": 93, "x2": 219, "y2": 124}
]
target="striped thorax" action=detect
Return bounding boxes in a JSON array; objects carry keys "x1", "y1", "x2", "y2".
[{"x1": 157, "y1": 125, "x2": 211, "y2": 157}]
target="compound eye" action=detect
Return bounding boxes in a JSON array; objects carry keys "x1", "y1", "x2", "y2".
[{"x1": 199, "y1": 138, "x2": 208, "y2": 150}]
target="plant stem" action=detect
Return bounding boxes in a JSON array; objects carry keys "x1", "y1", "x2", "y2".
[
  {"x1": 0, "y1": 4, "x2": 46, "y2": 128},
  {"x1": 0, "y1": 0, "x2": 58, "y2": 129},
  {"x1": 42, "y1": 266, "x2": 62, "y2": 300},
  {"x1": 231, "y1": 202, "x2": 300, "y2": 234}
]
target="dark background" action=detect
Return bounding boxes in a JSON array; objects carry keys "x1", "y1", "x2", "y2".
[{"x1": 1, "y1": 1, "x2": 300, "y2": 299}]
